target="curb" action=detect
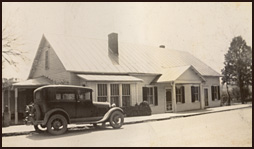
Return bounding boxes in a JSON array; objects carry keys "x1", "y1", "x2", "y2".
[
  {"x1": 2, "y1": 105, "x2": 252, "y2": 137},
  {"x1": 123, "y1": 105, "x2": 252, "y2": 125}
]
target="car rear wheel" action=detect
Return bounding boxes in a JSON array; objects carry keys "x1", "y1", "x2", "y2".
[
  {"x1": 109, "y1": 111, "x2": 124, "y2": 129},
  {"x1": 47, "y1": 114, "x2": 67, "y2": 135},
  {"x1": 34, "y1": 124, "x2": 47, "y2": 133}
]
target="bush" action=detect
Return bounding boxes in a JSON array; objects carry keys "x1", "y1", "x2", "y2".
[
  {"x1": 121, "y1": 101, "x2": 152, "y2": 117},
  {"x1": 221, "y1": 91, "x2": 230, "y2": 106}
]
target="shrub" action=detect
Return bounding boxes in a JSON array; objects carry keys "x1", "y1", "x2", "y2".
[
  {"x1": 221, "y1": 91, "x2": 230, "y2": 106},
  {"x1": 121, "y1": 101, "x2": 152, "y2": 117}
]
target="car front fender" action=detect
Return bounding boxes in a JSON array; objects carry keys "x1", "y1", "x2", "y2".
[
  {"x1": 41, "y1": 108, "x2": 70, "y2": 126},
  {"x1": 97, "y1": 107, "x2": 124, "y2": 123}
]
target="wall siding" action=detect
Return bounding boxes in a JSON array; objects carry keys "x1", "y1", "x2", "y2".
[
  {"x1": 177, "y1": 68, "x2": 202, "y2": 81},
  {"x1": 175, "y1": 84, "x2": 201, "y2": 112},
  {"x1": 31, "y1": 40, "x2": 70, "y2": 83}
]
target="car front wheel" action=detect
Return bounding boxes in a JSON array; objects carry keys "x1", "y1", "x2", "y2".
[
  {"x1": 47, "y1": 114, "x2": 67, "y2": 135},
  {"x1": 34, "y1": 124, "x2": 47, "y2": 133},
  {"x1": 109, "y1": 111, "x2": 124, "y2": 129}
]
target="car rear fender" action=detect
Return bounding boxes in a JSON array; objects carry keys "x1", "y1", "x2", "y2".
[
  {"x1": 41, "y1": 108, "x2": 70, "y2": 125},
  {"x1": 98, "y1": 107, "x2": 124, "y2": 123}
]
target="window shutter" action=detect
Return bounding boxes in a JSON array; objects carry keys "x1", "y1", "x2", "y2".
[
  {"x1": 198, "y1": 86, "x2": 200, "y2": 101},
  {"x1": 191, "y1": 86, "x2": 195, "y2": 102},
  {"x1": 181, "y1": 86, "x2": 185, "y2": 103},
  {"x1": 211, "y1": 86, "x2": 214, "y2": 101},
  {"x1": 154, "y1": 87, "x2": 158, "y2": 106},
  {"x1": 218, "y1": 86, "x2": 221, "y2": 100},
  {"x1": 143, "y1": 87, "x2": 148, "y2": 101}
]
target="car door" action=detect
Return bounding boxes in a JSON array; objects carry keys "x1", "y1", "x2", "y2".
[{"x1": 76, "y1": 88, "x2": 96, "y2": 119}]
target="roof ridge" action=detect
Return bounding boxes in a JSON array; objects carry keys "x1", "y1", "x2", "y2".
[{"x1": 44, "y1": 33, "x2": 187, "y2": 53}]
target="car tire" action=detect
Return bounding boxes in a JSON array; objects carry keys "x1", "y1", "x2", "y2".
[
  {"x1": 34, "y1": 124, "x2": 47, "y2": 133},
  {"x1": 109, "y1": 111, "x2": 124, "y2": 129},
  {"x1": 47, "y1": 114, "x2": 68, "y2": 135}
]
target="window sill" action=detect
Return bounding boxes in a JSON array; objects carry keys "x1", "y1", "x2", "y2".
[{"x1": 177, "y1": 102, "x2": 184, "y2": 104}]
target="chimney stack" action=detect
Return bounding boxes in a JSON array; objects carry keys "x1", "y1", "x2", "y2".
[
  {"x1": 159, "y1": 45, "x2": 165, "y2": 48},
  {"x1": 108, "y1": 33, "x2": 118, "y2": 55}
]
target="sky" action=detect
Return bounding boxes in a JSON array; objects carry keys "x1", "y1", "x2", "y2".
[{"x1": 2, "y1": 2, "x2": 252, "y2": 81}]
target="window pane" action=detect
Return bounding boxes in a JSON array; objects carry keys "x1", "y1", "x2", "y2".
[
  {"x1": 56, "y1": 94, "x2": 61, "y2": 100},
  {"x1": 79, "y1": 89, "x2": 91, "y2": 101},
  {"x1": 98, "y1": 84, "x2": 107, "y2": 102},
  {"x1": 122, "y1": 84, "x2": 130, "y2": 95},
  {"x1": 110, "y1": 84, "x2": 119, "y2": 96},
  {"x1": 62, "y1": 93, "x2": 75, "y2": 100}
]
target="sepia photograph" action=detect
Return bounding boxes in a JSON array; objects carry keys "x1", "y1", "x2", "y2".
[{"x1": 2, "y1": 2, "x2": 252, "y2": 147}]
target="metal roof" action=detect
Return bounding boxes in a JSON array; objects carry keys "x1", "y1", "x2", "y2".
[
  {"x1": 43, "y1": 34, "x2": 221, "y2": 77},
  {"x1": 157, "y1": 65, "x2": 206, "y2": 83},
  {"x1": 78, "y1": 74, "x2": 143, "y2": 82},
  {"x1": 13, "y1": 76, "x2": 52, "y2": 87}
]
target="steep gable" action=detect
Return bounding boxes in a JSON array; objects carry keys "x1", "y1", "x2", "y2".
[{"x1": 28, "y1": 35, "x2": 70, "y2": 84}]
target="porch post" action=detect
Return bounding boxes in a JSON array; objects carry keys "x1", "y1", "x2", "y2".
[
  {"x1": 136, "y1": 83, "x2": 138, "y2": 105},
  {"x1": 200, "y1": 83, "x2": 205, "y2": 109},
  {"x1": 15, "y1": 88, "x2": 18, "y2": 124},
  {"x1": 2, "y1": 90, "x2": 4, "y2": 116},
  {"x1": 8, "y1": 87, "x2": 11, "y2": 120},
  {"x1": 172, "y1": 82, "x2": 177, "y2": 112}
]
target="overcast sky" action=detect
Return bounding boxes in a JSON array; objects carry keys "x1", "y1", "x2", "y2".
[{"x1": 2, "y1": 2, "x2": 252, "y2": 80}]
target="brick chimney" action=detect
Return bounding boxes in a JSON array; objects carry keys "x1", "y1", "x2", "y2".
[{"x1": 108, "y1": 33, "x2": 118, "y2": 55}]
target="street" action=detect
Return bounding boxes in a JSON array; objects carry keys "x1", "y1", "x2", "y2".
[{"x1": 2, "y1": 108, "x2": 252, "y2": 147}]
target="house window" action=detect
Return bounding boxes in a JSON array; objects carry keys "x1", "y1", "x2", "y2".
[
  {"x1": 191, "y1": 86, "x2": 200, "y2": 102},
  {"x1": 143, "y1": 87, "x2": 158, "y2": 105},
  {"x1": 212, "y1": 86, "x2": 220, "y2": 100},
  {"x1": 122, "y1": 84, "x2": 131, "y2": 107},
  {"x1": 45, "y1": 50, "x2": 49, "y2": 70},
  {"x1": 110, "y1": 84, "x2": 120, "y2": 106},
  {"x1": 97, "y1": 84, "x2": 107, "y2": 102},
  {"x1": 176, "y1": 86, "x2": 185, "y2": 103}
]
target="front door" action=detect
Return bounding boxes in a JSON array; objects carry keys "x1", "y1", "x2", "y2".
[
  {"x1": 204, "y1": 88, "x2": 209, "y2": 107},
  {"x1": 166, "y1": 89, "x2": 172, "y2": 111}
]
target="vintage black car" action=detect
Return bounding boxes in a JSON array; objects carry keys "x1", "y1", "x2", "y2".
[{"x1": 24, "y1": 85, "x2": 124, "y2": 135}]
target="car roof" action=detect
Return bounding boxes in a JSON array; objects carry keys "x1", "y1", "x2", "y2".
[{"x1": 34, "y1": 85, "x2": 93, "y2": 93}]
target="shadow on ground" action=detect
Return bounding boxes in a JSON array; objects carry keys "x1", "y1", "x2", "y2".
[{"x1": 25, "y1": 125, "x2": 123, "y2": 140}]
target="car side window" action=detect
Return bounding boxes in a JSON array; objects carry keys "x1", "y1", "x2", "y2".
[
  {"x1": 78, "y1": 89, "x2": 92, "y2": 101},
  {"x1": 54, "y1": 88, "x2": 76, "y2": 102}
]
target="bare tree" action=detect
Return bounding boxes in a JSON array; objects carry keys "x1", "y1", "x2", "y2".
[
  {"x1": 2, "y1": 26, "x2": 28, "y2": 68},
  {"x1": 2, "y1": 7, "x2": 29, "y2": 68}
]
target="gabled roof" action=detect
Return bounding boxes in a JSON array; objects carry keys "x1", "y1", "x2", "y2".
[
  {"x1": 157, "y1": 65, "x2": 206, "y2": 83},
  {"x1": 30, "y1": 33, "x2": 221, "y2": 77}
]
